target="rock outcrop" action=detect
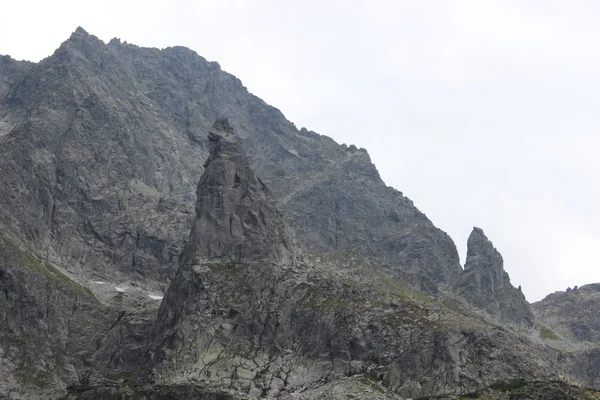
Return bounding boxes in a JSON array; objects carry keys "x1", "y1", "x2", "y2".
[
  {"x1": 141, "y1": 122, "x2": 582, "y2": 399},
  {"x1": 0, "y1": 55, "x2": 32, "y2": 103},
  {"x1": 0, "y1": 222, "x2": 159, "y2": 399},
  {"x1": 456, "y1": 227, "x2": 534, "y2": 327},
  {"x1": 181, "y1": 118, "x2": 298, "y2": 266},
  {"x1": 1, "y1": 28, "x2": 600, "y2": 399},
  {"x1": 534, "y1": 284, "x2": 600, "y2": 343},
  {"x1": 0, "y1": 27, "x2": 460, "y2": 296},
  {"x1": 0, "y1": 227, "x2": 107, "y2": 398}
]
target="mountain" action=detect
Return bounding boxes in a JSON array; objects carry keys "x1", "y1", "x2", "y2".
[
  {"x1": 533, "y1": 284, "x2": 600, "y2": 343},
  {"x1": 0, "y1": 27, "x2": 461, "y2": 296},
  {"x1": 456, "y1": 227, "x2": 534, "y2": 328},
  {"x1": 0, "y1": 28, "x2": 599, "y2": 399}
]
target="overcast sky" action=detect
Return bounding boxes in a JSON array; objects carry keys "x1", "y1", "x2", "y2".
[{"x1": 2, "y1": 0, "x2": 599, "y2": 301}]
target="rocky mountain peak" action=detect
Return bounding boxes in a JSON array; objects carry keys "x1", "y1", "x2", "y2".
[
  {"x1": 45, "y1": 26, "x2": 109, "y2": 69},
  {"x1": 534, "y1": 283, "x2": 600, "y2": 342},
  {"x1": 181, "y1": 118, "x2": 298, "y2": 266},
  {"x1": 72, "y1": 26, "x2": 90, "y2": 37},
  {"x1": 457, "y1": 227, "x2": 534, "y2": 327},
  {"x1": 464, "y1": 227, "x2": 501, "y2": 270},
  {"x1": 64, "y1": 26, "x2": 104, "y2": 50},
  {"x1": 205, "y1": 117, "x2": 242, "y2": 164},
  {"x1": 3, "y1": 28, "x2": 600, "y2": 400}
]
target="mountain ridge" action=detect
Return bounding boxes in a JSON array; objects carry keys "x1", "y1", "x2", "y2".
[
  {"x1": 0, "y1": 28, "x2": 598, "y2": 399},
  {"x1": 0, "y1": 26, "x2": 463, "y2": 296}
]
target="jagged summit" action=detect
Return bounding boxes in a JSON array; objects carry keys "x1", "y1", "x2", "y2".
[
  {"x1": 73, "y1": 26, "x2": 89, "y2": 36},
  {"x1": 457, "y1": 227, "x2": 534, "y2": 327},
  {"x1": 205, "y1": 117, "x2": 243, "y2": 166},
  {"x1": 533, "y1": 283, "x2": 600, "y2": 342},
  {"x1": 5, "y1": 29, "x2": 600, "y2": 399},
  {"x1": 65, "y1": 26, "x2": 102, "y2": 47},
  {"x1": 465, "y1": 226, "x2": 495, "y2": 267},
  {"x1": 0, "y1": 26, "x2": 464, "y2": 297},
  {"x1": 181, "y1": 118, "x2": 298, "y2": 266},
  {"x1": 143, "y1": 124, "x2": 553, "y2": 396}
]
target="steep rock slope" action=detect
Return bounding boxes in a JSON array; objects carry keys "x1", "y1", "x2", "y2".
[
  {"x1": 280, "y1": 145, "x2": 461, "y2": 295},
  {"x1": 1, "y1": 28, "x2": 600, "y2": 399},
  {"x1": 0, "y1": 220, "x2": 165, "y2": 400},
  {"x1": 456, "y1": 228, "x2": 534, "y2": 327},
  {"x1": 180, "y1": 118, "x2": 298, "y2": 266},
  {"x1": 534, "y1": 284, "x2": 600, "y2": 343},
  {"x1": 0, "y1": 226, "x2": 106, "y2": 399},
  {"x1": 140, "y1": 122, "x2": 583, "y2": 399},
  {"x1": 0, "y1": 55, "x2": 32, "y2": 103},
  {"x1": 0, "y1": 28, "x2": 460, "y2": 294}
]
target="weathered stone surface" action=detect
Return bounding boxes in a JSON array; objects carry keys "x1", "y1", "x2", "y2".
[
  {"x1": 0, "y1": 55, "x2": 32, "y2": 106},
  {"x1": 0, "y1": 27, "x2": 461, "y2": 296},
  {"x1": 456, "y1": 227, "x2": 534, "y2": 328},
  {"x1": 0, "y1": 226, "x2": 108, "y2": 399},
  {"x1": 534, "y1": 284, "x2": 600, "y2": 343},
  {"x1": 58, "y1": 384, "x2": 236, "y2": 400},
  {"x1": 280, "y1": 145, "x2": 462, "y2": 295},
  {"x1": 181, "y1": 118, "x2": 297, "y2": 266},
  {"x1": 1, "y1": 28, "x2": 600, "y2": 400},
  {"x1": 140, "y1": 124, "x2": 588, "y2": 399}
]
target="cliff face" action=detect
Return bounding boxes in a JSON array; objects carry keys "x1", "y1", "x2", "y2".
[
  {"x1": 0, "y1": 27, "x2": 461, "y2": 295},
  {"x1": 180, "y1": 119, "x2": 298, "y2": 266},
  {"x1": 140, "y1": 122, "x2": 589, "y2": 399},
  {"x1": 534, "y1": 284, "x2": 600, "y2": 343},
  {"x1": 0, "y1": 55, "x2": 32, "y2": 101},
  {"x1": 0, "y1": 227, "x2": 106, "y2": 398},
  {"x1": 0, "y1": 28, "x2": 599, "y2": 399},
  {"x1": 532, "y1": 285, "x2": 600, "y2": 389},
  {"x1": 456, "y1": 228, "x2": 534, "y2": 327}
]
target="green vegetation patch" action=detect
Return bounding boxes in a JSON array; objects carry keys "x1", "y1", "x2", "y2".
[
  {"x1": 358, "y1": 372, "x2": 386, "y2": 394},
  {"x1": 299, "y1": 284, "x2": 351, "y2": 313},
  {"x1": 375, "y1": 272, "x2": 432, "y2": 303},
  {"x1": 540, "y1": 327, "x2": 560, "y2": 340},
  {"x1": 489, "y1": 379, "x2": 527, "y2": 391},
  {"x1": 44, "y1": 263, "x2": 95, "y2": 297},
  {"x1": 580, "y1": 389, "x2": 600, "y2": 399},
  {"x1": 442, "y1": 298, "x2": 463, "y2": 313},
  {"x1": 1, "y1": 234, "x2": 95, "y2": 299},
  {"x1": 205, "y1": 262, "x2": 247, "y2": 281},
  {"x1": 14, "y1": 366, "x2": 53, "y2": 388}
]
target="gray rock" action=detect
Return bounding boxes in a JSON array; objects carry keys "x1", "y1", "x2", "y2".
[
  {"x1": 0, "y1": 27, "x2": 461, "y2": 297},
  {"x1": 140, "y1": 123, "x2": 589, "y2": 398},
  {"x1": 534, "y1": 283, "x2": 600, "y2": 343},
  {"x1": 58, "y1": 384, "x2": 236, "y2": 400},
  {"x1": 456, "y1": 227, "x2": 534, "y2": 328},
  {"x1": 181, "y1": 118, "x2": 298, "y2": 266},
  {"x1": 0, "y1": 227, "x2": 109, "y2": 399},
  {"x1": 1, "y1": 27, "x2": 600, "y2": 400}
]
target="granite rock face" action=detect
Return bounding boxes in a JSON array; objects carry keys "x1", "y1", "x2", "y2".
[
  {"x1": 0, "y1": 223, "x2": 160, "y2": 399},
  {"x1": 181, "y1": 119, "x2": 298, "y2": 266},
  {"x1": 280, "y1": 145, "x2": 462, "y2": 295},
  {"x1": 534, "y1": 284, "x2": 600, "y2": 343},
  {"x1": 0, "y1": 227, "x2": 106, "y2": 399},
  {"x1": 0, "y1": 27, "x2": 460, "y2": 296},
  {"x1": 140, "y1": 123, "x2": 588, "y2": 399},
  {"x1": 0, "y1": 55, "x2": 32, "y2": 103},
  {"x1": 456, "y1": 228, "x2": 534, "y2": 328},
  {"x1": 0, "y1": 28, "x2": 600, "y2": 399}
]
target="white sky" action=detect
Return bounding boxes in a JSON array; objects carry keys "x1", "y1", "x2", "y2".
[{"x1": 1, "y1": 0, "x2": 599, "y2": 301}]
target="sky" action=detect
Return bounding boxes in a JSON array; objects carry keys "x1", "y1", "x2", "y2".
[{"x1": 1, "y1": 0, "x2": 599, "y2": 301}]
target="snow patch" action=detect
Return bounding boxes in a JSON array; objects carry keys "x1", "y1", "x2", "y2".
[
  {"x1": 287, "y1": 148, "x2": 300, "y2": 157},
  {"x1": 114, "y1": 286, "x2": 127, "y2": 292},
  {"x1": 148, "y1": 295, "x2": 163, "y2": 300},
  {"x1": 93, "y1": 281, "x2": 107, "y2": 285}
]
